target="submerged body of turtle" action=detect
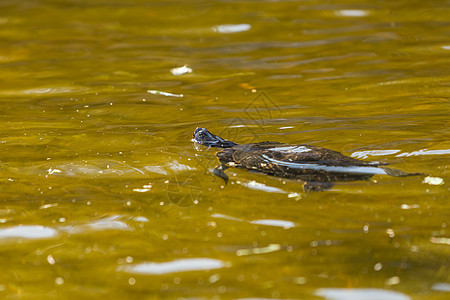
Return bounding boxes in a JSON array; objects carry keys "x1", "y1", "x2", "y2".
[{"x1": 193, "y1": 127, "x2": 419, "y2": 191}]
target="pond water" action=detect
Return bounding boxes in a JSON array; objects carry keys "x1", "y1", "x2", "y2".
[{"x1": 0, "y1": 0, "x2": 449, "y2": 299}]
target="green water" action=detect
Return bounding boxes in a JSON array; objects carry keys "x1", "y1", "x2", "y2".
[{"x1": 0, "y1": 0, "x2": 449, "y2": 299}]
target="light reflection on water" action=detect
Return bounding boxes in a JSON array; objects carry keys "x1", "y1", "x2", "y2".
[
  {"x1": 249, "y1": 219, "x2": 295, "y2": 229},
  {"x1": 352, "y1": 148, "x2": 450, "y2": 158},
  {"x1": 316, "y1": 288, "x2": 411, "y2": 300},
  {"x1": 59, "y1": 215, "x2": 131, "y2": 234},
  {"x1": 0, "y1": 217, "x2": 135, "y2": 243},
  {"x1": 118, "y1": 258, "x2": 226, "y2": 275},
  {"x1": 211, "y1": 213, "x2": 296, "y2": 229},
  {"x1": 0, "y1": 225, "x2": 58, "y2": 240}
]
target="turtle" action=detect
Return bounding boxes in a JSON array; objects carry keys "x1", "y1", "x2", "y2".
[{"x1": 192, "y1": 127, "x2": 420, "y2": 191}]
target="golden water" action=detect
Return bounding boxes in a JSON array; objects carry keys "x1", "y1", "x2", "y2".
[{"x1": 0, "y1": 0, "x2": 449, "y2": 299}]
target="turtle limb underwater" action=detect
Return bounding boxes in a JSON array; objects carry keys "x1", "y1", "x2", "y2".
[{"x1": 192, "y1": 127, "x2": 421, "y2": 191}]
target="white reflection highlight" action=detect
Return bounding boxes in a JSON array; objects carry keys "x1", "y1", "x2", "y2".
[
  {"x1": 147, "y1": 90, "x2": 183, "y2": 98},
  {"x1": 431, "y1": 282, "x2": 450, "y2": 292},
  {"x1": 422, "y1": 176, "x2": 444, "y2": 185},
  {"x1": 59, "y1": 216, "x2": 130, "y2": 234},
  {"x1": 0, "y1": 86, "x2": 90, "y2": 96},
  {"x1": 250, "y1": 219, "x2": 295, "y2": 229},
  {"x1": 242, "y1": 180, "x2": 286, "y2": 193},
  {"x1": 143, "y1": 166, "x2": 167, "y2": 175},
  {"x1": 118, "y1": 258, "x2": 225, "y2": 275},
  {"x1": 170, "y1": 65, "x2": 192, "y2": 76},
  {"x1": 211, "y1": 213, "x2": 243, "y2": 222},
  {"x1": 0, "y1": 225, "x2": 58, "y2": 240},
  {"x1": 396, "y1": 149, "x2": 450, "y2": 157},
  {"x1": 211, "y1": 214, "x2": 296, "y2": 229},
  {"x1": 316, "y1": 288, "x2": 410, "y2": 300},
  {"x1": 169, "y1": 160, "x2": 193, "y2": 172},
  {"x1": 133, "y1": 188, "x2": 151, "y2": 192},
  {"x1": 351, "y1": 150, "x2": 400, "y2": 159},
  {"x1": 335, "y1": 10, "x2": 369, "y2": 17},
  {"x1": 213, "y1": 24, "x2": 251, "y2": 33},
  {"x1": 132, "y1": 216, "x2": 149, "y2": 222}
]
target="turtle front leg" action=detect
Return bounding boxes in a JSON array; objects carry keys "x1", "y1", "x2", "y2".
[
  {"x1": 302, "y1": 180, "x2": 334, "y2": 192},
  {"x1": 213, "y1": 164, "x2": 229, "y2": 184}
]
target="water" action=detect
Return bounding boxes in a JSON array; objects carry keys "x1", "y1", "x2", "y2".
[{"x1": 0, "y1": 0, "x2": 448, "y2": 299}]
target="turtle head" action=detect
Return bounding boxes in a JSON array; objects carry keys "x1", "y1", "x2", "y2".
[{"x1": 192, "y1": 127, "x2": 237, "y2": 148}]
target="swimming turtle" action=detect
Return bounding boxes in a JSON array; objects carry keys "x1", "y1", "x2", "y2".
[{"x1": 193, "y1": 127, "x2": 420, "y2": 191}]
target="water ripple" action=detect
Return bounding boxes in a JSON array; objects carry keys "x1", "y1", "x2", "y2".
[
  {"x1": 117, "y1": 258, "x2": 225, "y2": 275},
  {"x1": 211, "y1": 214, "x2": 295, "y2": 229},
  {"x1": 59, "y1": 216, "x2": 130, "y2": 234},
  {"x1": 316, "y1": 288, "x2": 410, "y2": 300},
  {"x1": 0, "y1": 225, "x2": 59, "y2": 241},
  {"x1": 250, "y1": 219, "x2": 295, "y2": 229},
  {"x1": 431, "y1": 283, "x2": 450, "y2": 292}
]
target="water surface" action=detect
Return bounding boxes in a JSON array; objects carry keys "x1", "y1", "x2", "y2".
[{"x1": 0, "y1": 0, "x2": 449, "y2": 299}]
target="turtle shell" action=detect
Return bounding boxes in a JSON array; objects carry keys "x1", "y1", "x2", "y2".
[{"x1": 215, "y1": 142, "x2": 386, "y2": 181}]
